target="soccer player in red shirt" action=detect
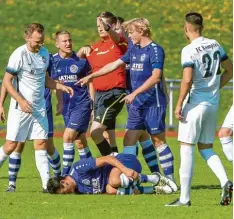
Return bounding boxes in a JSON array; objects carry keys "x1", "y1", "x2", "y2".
[{"x1": 77, "y1": 12, "x2": 128, "y2": 155}]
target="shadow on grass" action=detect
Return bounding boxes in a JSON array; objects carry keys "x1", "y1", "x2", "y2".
[{"x1": 191, "y1": 185, "x2": 221, "y2": 190}]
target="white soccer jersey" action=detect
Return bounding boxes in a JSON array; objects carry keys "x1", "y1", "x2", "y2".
[
  {"x1": 6, "y1": 44, "x2": 49, "y2": 111},
  {"x1": 181, "y1": 37, "x2": 228, "y2": 106}
]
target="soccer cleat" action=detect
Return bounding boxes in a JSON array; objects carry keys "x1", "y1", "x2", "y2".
[
  {"x1": 155, "y1": 172, "x2": 178, "y2": 192},
  {"x1": 165, "y1": 199, "x2": 191, "y2": 207},
  {"x1": 6, "y1": 185, "x2": 16, "y2": 192},
  {"x1": 220, "y1": 180, "x2": 233, "y2": 206},
  {"x1": 154, "y1": 185, "x2": 173, "y2": 194}
]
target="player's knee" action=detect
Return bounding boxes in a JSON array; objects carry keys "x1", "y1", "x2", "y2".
[
  {"x1": 106, "y1": 184, "x2": 117, "y2": 194},
  {"x1": 63, "y1": 135, "x2": 74, "y2": 143},
  {"x1": 4, "y1": 141, "x2": 18, "y2": 154},
  {"x1": 199, "y1": 148, "x2": 216, "y2": 161},
  {"x1": 218, "y1": 128, "x2": 233, "y2": 138},
  {"x1": 109, "y1": 176, "x2": 121, "y2": 188},
  {"x1": 90, "y1": 128, "x2": 103, "y2": 141}
]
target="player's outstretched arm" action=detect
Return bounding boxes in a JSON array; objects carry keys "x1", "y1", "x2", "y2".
[
  {"x1": 220, "y1": 58, "x2": 233, "y2": 88},
  {"x1": 96, "y1": 156, "x2": 138, "y2": 180},
  {"x1": 45, "y1": 73, "x2": 74, "y2": 97},
  {"x1": 174, "y1": 67, "x2": 193, "y2": 120},
  {"x1": 77, "y1": 59, "x2": 124, "y2": 86}
]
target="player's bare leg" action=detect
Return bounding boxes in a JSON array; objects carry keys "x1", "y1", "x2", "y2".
[{"x1": 90, "y1": 121, "x2": 111, "y2": 155}]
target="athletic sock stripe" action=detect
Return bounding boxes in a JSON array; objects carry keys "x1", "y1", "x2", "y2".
[
  {"x1": 145, "y1": 155, "x2": 159, "y2": 163},
  {"x1": 160, "y1": 156, "x2": 174, "y2": 164},
  {"x1": 142, "y1": 147, "x2": 155, "y2": 154}
]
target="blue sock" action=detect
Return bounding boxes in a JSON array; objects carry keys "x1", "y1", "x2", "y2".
[
  {"x1": 136, "y1": 142, "x2": 139, "y2": 156},
  {"x1": 117, "y1": 187, "x2": 133, "y2": 195},
  {"x1": 8, "y1": 152, "x2": 21, "y2": 187},
  {"x1": 123, "y1": 145, "x2": 137, "y2": 155},
  {"x1": 62, "y1": 143, "x2": 75, "y2": 176},
  {"x1": 140, "y1": 139, "x2": 160, "y2": 173},
  {"x1": 158, "y1": 144, "x2": 174, "y2": 180},
  {"x1": 78, "y1": 146, "x2": 92, "y2": 159},
  {"x1": 137, "y1": 186, "x2": 154, "y2": 194},
  {"x1": 48, "y1": 149, "x2": 61, "y2": 177},
  {"x1": 199, "y1": 148, "x2": 216, "y2": 161}
]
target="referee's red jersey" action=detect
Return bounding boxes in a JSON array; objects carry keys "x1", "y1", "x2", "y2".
[{"x1": 87, "y1": 35, "x2": 128, "y2": 91}]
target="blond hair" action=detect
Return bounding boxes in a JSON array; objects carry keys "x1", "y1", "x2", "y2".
[
  {"x1": 124, "y1": 18, "x2": 151, "y2": 37},
  {"x1": 53, "y1": 30, "x2": 71, "y2": 40}
]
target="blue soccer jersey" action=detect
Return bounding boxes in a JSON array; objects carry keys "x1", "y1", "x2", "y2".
[
  {"x1": 48, "y1": 52, "x2": 91, "y2": 113},
  {"x1": 121, "y1": 42, "x2": 167, "y2": 108},
  {"x1": 69, "y1": 154, "x2": 142, "y2": 194},
  {"x1": 69, "y1": 157, "x2": 112, "y2": 194}
]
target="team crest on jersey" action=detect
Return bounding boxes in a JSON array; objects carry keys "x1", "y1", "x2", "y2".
[
  {"x1": 82, "y1": 179, "x2": 91, "y2": 186},
  {"x1": 70, "y1": 65, "x2": 79, "y2": 73},
  {"x1": 42, "y1": 56, "x2": 47, "y2": 63},
  {"x1": 140, "y1": 54, "x2": 146, "y2": 62}
]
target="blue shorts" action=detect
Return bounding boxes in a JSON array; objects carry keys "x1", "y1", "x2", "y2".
[
  {"x1": 47, "y1": 106, "x2": 54, "y2": 138},
  {"x1": 126, "y1": 105, "x2": 166, "y2": 135},
  {"x1": 116, "y1": 153, "x2": 142, "y2": 173},
  {"x1": 63, "y1": 105, "x2": 91, "y2": 133}
]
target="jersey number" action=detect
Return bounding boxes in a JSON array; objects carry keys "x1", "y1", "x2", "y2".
[{"x1": 202, "y1": 51, "x2": 221, "y2": 78}]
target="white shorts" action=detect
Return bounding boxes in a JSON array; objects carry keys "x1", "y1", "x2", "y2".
[
  {"x1": 222, "y1": 105, "x2": 233, "y2": 130},
  {"x1": 6, "y1": 108, "x2": 48, "y2": 142},
  {"x1": 178, "y1": 103, "x2": 218, "y2": 144}
]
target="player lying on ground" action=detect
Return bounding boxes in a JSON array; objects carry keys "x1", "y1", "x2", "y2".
[{"x1": 47, "y1": 153, "x2": 177, "y2": 195}]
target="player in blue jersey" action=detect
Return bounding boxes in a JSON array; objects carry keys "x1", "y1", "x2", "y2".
[
  {"x1": 166, "y1": 13, "x2": 233, "y2": 207},
  {"x1": 47, "y1": 153, "x2": 177, "y2": 195},
  {"x1": 78, "y1": 18, "x2": 176, "y2": 183},
  {"x1": 49, "y1": 30, "x2": 92, "y2": 176},
  {"x1": 0, "y1": 84, "x2": 62, "y2": 192}
]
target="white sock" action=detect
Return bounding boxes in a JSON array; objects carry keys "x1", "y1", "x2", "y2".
[
  {"x1": 0, "y1": 146, "x2": 9, "y2": 168},
  {"x1": 179, "y1": 145, "x2": 194, "y2": 204},
  {"x1": 35, "y1": 150, "x2": 50, "y2": 189},
  {"x1": 220, "y1": 136, "x2": 233, "y2": 162},
  {"x1": 207, "y1": 155, "x2": 228, "y2": 187}
]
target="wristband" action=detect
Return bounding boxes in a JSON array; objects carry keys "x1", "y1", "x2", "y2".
[{"x1": 104, "y1": 24, "x2": 111, "y2": 32}]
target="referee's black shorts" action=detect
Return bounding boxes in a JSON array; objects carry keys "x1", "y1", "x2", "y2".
[{"x1": 93, "y1": 88, "x2": 126, "y2": 130}]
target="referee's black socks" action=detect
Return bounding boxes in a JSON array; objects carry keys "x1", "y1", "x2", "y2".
[{"x1": 97, "y1": 139, "x2": 112, "y2": 156}]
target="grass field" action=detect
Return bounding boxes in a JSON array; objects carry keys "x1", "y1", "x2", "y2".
[{"x1": 0, "y1": 137, "x2": 232, "y2": 219}]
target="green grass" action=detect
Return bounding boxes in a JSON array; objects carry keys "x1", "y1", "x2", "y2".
[
  {"x1": 0, "y1": 0, "x2": 232, "y2": 128},
  {"x1": 0, "y1": 137, "x2": 232, "y2": 219}
]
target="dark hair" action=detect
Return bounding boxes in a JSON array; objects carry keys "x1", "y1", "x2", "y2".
[
  {"x1": 53, "y1": 30, "x2": 71, "y2": 40},
  {"x1": 97, "y1": 11, "x2": 117, "y2": 25},
  {"x1": 117, "y1": 16, "x2": 125, "y2": 24},
  {"x1": 47, "y1": 176, "x2": 65, "y2": 194},
  {"x1": 24, "y1": 23, "x2": 44, "y2": 37},
  {"x1": 185, "y1": 12, "x2": 203, "y2": 27}
]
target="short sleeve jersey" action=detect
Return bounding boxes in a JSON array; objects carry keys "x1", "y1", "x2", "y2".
[
  {"x1": 87, "y1": 34, "x2": 128, "y2": 91},
  {"x1": 6, "y1": 44, "x2": 49, "y2": 111},
  {"x1": 181, "y1": 37, "x2": 228, "y2": 106},
  {"x1": 48, "y1": 52, "x2": 91, "y2": 113},
  {"x1": 121, "y1": 42, "x2": 167, "y2": 108}
]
